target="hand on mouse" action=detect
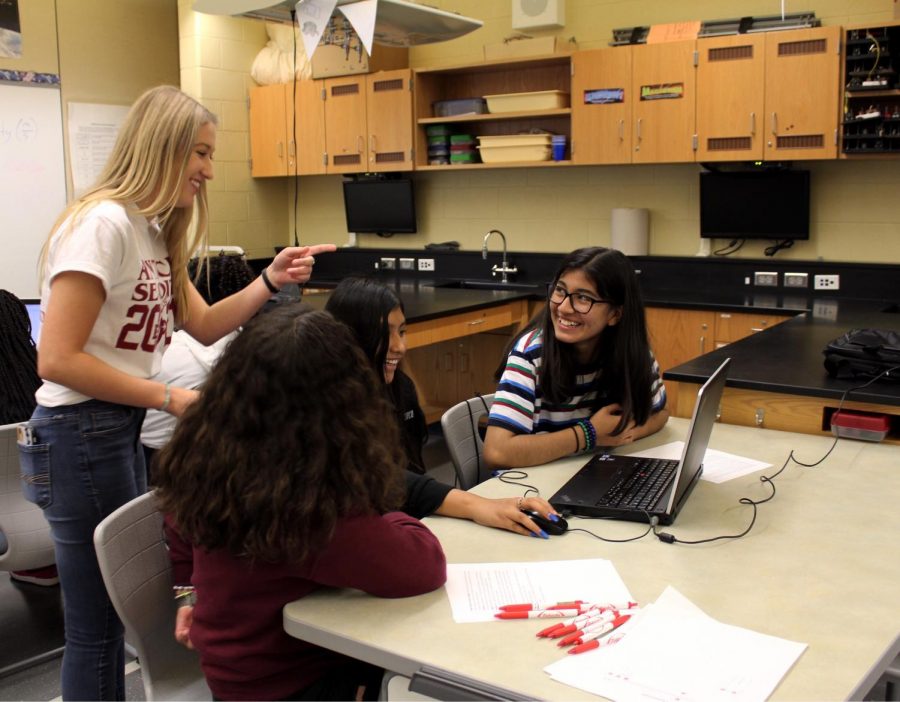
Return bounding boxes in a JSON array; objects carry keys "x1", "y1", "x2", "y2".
[{"x1": 441, "y1": 492, "x2": 560, "y2": 538}]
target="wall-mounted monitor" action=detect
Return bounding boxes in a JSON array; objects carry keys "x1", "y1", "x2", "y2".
[
  {"x1": 343, "y1": 176, "x2": 417, "y2": 236},
  {"x1": 699, "y1": 169, "x2": 810, "y2": 240}
]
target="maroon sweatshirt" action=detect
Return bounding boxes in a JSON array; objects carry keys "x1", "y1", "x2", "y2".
[{"x1": 166, "y1": 512, "x2": 447, "y2": 700}]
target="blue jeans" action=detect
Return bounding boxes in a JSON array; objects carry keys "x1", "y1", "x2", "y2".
[{"x1": 19, "y1": 400, "x2": 147, "y2": 701}]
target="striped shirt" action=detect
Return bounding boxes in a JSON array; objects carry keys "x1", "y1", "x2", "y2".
[{"x1": 488, "y1": 329, "x2": 667, "y2": 435}]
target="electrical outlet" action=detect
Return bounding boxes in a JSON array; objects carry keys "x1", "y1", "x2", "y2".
[
  {"x1": 813, "y1": 274, "x2": 840, "y2": 291},
  {"x1": 398, "y1": 257, "x2": 415, "y2": 271},
  {"x1": 813, "y1": 300, "x2": 838, "y2": 321},
  {"x1": 784, "y1": 272, "x2": 808, "y2": 288},
  {"x1": 379, "y1": 257, "x2": 396, "y2": 270},
  {"x1": 418, "y1": 258, "x2": 435, "y2": 272},
  {"x1": 753, "y1": 271, "x2": 778, "y2": 287}
]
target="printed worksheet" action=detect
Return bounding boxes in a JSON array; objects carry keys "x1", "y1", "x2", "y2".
[{"x1": 445, "y1": 559, "x2": 632, "y2": 623}]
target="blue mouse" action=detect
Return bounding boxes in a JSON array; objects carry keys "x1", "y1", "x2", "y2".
[{"x1": 520, "y1": 508, "x2": 568, "y2": 536}]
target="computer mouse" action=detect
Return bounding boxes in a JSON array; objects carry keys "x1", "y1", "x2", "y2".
[{"x1": 520, "y1": 509, "x2": 568, "y2": 536}]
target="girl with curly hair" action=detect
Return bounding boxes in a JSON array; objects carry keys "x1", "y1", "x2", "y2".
[{"x1": 155, "y1": 305, "x2": 446, "y2": 701}]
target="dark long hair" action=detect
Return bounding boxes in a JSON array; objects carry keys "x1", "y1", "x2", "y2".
[
  {"x1": 154, "y1": 305, "x2": 406, "y2": 563},
  {"x1": 511, "y1": 247, "x2": 654, "y2": 435},
  {"x1": 325, "y1": 275, "x2": 403, "y2": 384},
  {"x1": 0, "y1": 291, "x2": 40, "y2": 425},
  {"x1": 191, "y1": 253, "x2": 255, "y2": 305}
]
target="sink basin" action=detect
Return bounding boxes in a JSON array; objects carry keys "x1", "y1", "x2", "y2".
[{"x1": 430, "y1": 280, "x2": 544, "y2": 292}]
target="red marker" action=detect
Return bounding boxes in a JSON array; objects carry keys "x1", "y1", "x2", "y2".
[
  {"x1": 499, "y1": 600, "x2": 585, "y2": 612},
  {"x1": 566, "y1": 615, "x2": 630, "y2": 652},
  {"x1": 536, "y1": 622, "x2": 566, "y2": 637},
  {"x1": 568, "y1": 634, "x2": 624, "y2": 655}
]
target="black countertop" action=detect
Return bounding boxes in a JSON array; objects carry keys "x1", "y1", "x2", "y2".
[
  {"x1": 663, "y1": 299, "x2": 900, "y2": 407},
  {"x1": 301, "y1": 275, "x2": 900, "y2": 407}
]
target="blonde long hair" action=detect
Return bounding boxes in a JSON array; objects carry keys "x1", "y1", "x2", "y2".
[{"x1": 40, "y1": 85, "x2": 217, "y2": 321}]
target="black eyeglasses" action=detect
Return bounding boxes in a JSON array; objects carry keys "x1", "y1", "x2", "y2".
[{"x1": 547, "y1": 283, "x2": 609, "y2": 314}]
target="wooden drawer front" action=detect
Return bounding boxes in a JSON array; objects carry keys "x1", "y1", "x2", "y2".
[
  {"x1": 715, "y1": 312, "x2": 791, "y2": 344},
  {"x1": 406, "y1": 301, "x2": 527, "y2": 349}
]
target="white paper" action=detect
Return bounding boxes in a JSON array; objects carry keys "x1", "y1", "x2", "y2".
[
  {"x1": 338, "y1": 0, "x2": 377, "y2": 56},
  {"x1": 627, "y1": 441, "x2": 771, "y2": 484},
  {"x1": 546, "y1": 586, "x2": 806, "y2": 702},
  {"x1": 444, "y1": 559, "x2": 632, "y2": 623},
  {"x1": 66, "y1": 102, "x2": 129, "y2": 197},
  {"x1": 296, "y1": 0, "x2": 339, "y2": 60}
]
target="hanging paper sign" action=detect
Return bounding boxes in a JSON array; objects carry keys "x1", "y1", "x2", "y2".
[
  {"x1": 339, "y1": 0, "x2": 377, "y2": 56},
  {"x1": 296, "y1": 0, "x2": 339, "y2": 59}
]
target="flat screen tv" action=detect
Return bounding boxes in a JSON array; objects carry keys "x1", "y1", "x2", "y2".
[
  {"x1": 699, "y1": 169, "x2": 810, "y2": 240},
  {"x1": 343, "y1": 177, "x2": 417, "y2": 235}
]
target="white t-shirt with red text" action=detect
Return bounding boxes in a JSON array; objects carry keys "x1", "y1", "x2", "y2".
[{"x1": 36, "y1": 201, "x2": 174, "y2": 407}]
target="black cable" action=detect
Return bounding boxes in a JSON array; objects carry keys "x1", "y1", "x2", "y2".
[
  {"x1": 713, "y1": 239, "x2": 744, "y2": 256},
  {"x1": 567, "y1": 512, "x2": 658, "y2": 543},
  {"x1": 290, "y1": 9, "x2": 300, "y2": 248},
  {"x1": 764, "y1": 239, "x2": 794, "y2": 256},
  {"x1": 654, "y1": 366, "x2": 899, "y2": 545}
]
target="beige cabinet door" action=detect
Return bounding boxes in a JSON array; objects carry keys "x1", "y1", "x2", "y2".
[
  {"x1": 296, "y1": 79, "x2": 327, "y2": 176},
  {"x1": 631, "y1": 40, "x2": 697, "y2": 163},
  {"x1": 323, "y1": 75, "x2": 368, "y2": 173},
  {"x1": 366, "y1": 69, "x2": 414, "y2": 171},
  {"x1": 763, "y1": 26, "x2": 841, "y2": 160},
  {"x1": 571, "y1": 47, "x2": 633, "y2": 164},
  {"x1": 696, "y1": 34, "x2": 766, "y2": 162},
  {"x1": 249, "y1": 84, "x2": 289, "y2": 177}
]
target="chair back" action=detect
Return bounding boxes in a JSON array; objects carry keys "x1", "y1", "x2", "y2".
[
  {"x1": 0, "y1": 423, "x2": 55, "y2": 572},
  {"x1": 94, "y1": 492, "x2": 210, "y2": 701},
  {"x1": 439, "y1": 394, "x2": 494, "y2": 491}
]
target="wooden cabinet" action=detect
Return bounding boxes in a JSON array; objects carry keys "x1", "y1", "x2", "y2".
[
  {"x1": 249, "y1": 81, "x2": 326, "y2": 177},
  {"x1": 413, "y1": 55, "x2": 572, "y2": 170},
  {"x1": 763, "y1": 26, "x2": 841, "y2": 160},
  {"x1": 646, "y1": 306, "x2": 792, "y2": 417},
  {"x1": 631, "y1": 40, "x2": 698, "y2": 163},
  {"x1": 249, "y1": 84, "x2": 294, "y2": 177},
  {"x1": 571, "y1": 47, "x2": 633, "y2": 164},
  {"x1": 840, "y1": 22, "x2": 900, "y2": 157},
  {"x1": 322, "y1": 69, "x2": 414, "y2": 174},
  {"x1": 403, "y1": 300, "x2": 529, "y2": 422},
  {"x1": 696, "y1": 34, "x2": 767, "y2": 161}
]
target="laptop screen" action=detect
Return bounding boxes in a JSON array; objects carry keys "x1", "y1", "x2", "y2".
[
  {"x1": 22, "y1": 299, "x2": 42, "y2": 346},
  {"x1": 664, "y1": 358, "x2": 731, "y2": 515}
]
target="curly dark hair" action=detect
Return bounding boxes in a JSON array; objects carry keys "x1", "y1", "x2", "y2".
[
  {"x1": 0, "y1": 290, "x2": 40, "y2": 424},
  {"x1": 153, "y1": 304, "x2": 407, "y2": 563},
  {"x1": 190, "y1": 253, "x2": 255, "y2": 305}
]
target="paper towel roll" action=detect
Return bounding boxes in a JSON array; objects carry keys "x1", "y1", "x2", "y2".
[{"x1": 611, "y1": 208, "x2": 649, "y2": 256}]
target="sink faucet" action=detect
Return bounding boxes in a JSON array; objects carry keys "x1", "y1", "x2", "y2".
[{"x1": 482, "y1": 229, "x2": 518, "y2": 283}]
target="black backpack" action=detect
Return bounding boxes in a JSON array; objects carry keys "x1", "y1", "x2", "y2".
[{"x1": 823, "y1": 328, "x2": 900, "y2": 381}]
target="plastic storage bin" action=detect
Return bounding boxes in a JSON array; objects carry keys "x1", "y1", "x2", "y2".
[
  {"x1": 433, "y1": 98, "x2": 488, "y2": 117},
  {"x1": 483, "y1": 90, "x2": 569, "y2": 113},
  {"x1": 830, "y1": 410, "x2": 890, "y2": 442}
]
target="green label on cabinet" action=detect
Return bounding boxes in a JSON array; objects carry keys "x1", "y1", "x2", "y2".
[{"x1": 640, "y1": 83, "x2": 683, "y2": 100}]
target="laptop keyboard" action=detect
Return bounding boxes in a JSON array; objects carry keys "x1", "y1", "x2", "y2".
[{"x1": 597, "y1": 458, "x2": 678, "y2": 511}]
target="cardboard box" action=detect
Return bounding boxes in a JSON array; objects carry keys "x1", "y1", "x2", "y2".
[
  {"x1": 483, "y1": 36, "x2": 574, "y2": 61},
  {"x1": 311, "y1": 44, "x2": 408, "y2": 79}
]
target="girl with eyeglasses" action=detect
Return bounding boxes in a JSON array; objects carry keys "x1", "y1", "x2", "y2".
[{"x1": 484, "y1": 247, "x2": 668, "y2": 469}]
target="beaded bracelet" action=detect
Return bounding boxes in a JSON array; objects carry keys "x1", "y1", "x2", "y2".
[
  {"x1": 173, "y1": 585, "x2": 196, "y2": 607},
  {"x1": 577, "y1": 419, "x2": 596, "y2": 452}
]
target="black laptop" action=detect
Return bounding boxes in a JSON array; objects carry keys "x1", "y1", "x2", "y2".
[{"x1": 549, "y1": 358, "x2": 730, "y2": 526}]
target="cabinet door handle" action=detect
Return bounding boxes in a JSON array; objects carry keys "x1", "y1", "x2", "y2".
[
  {"x1": 288, "y1": 140, "x2": 296, "y2": 158},
  {"x1": 370, "y1": 135, "x2": 376, "y2": 153},
  {"x1": 459, "y1": 353, "x2": 469, "y2": 373},
  {"x1": 277, "y1": 141, "x2": 284, "y2": 158},
  {"x1": 467, "y1": 319, "x2": 485, "y2": 327},
  {"x1": 636, "y1": 118, "x2": 642, "y2": 142},
  {"x1": 750, "y1": 327, "x2": 764, "y2": 333},
  {"x1": 699, "y1": 336, "x2": 706, "y2": 354},
  {"x1": 618, "y1": 119, "x2": 624, "y2": 141},
  {"x1": 750, "y1": 112, "x2": 756, "y2": 136},
  {"x1": 771, "y1": 112, "x2": 778, "y2": 135},
  {"x1": 357, "y1": 135, "x2": 364, "y2": 154}
]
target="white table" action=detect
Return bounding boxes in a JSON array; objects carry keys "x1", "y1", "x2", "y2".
[{"x1": 284, "y1": 419, "x2": 900, "y2": 700}]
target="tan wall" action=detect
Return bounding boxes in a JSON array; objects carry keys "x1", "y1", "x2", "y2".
[
  {"x1": 288, "y1": 0, "x2": 900, "y2": 263},
  {"x1": 0, "y1": 0, "x2": 180, "y2": 197}
]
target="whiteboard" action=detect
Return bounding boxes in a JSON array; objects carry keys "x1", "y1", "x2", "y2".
[{"x1": 0, "y1": 82, "x2": 68, "y2": 298}]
